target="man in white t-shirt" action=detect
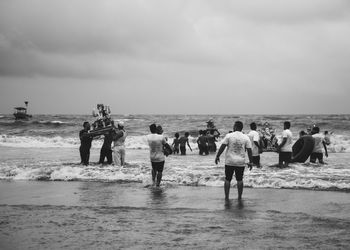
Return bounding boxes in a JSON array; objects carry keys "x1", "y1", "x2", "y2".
[
  {"x1": 146, "y1": 123, "x2": 167, "y2": 187},
  {"x1": 248, "y1": 122, "x2": 262, "y2": 168},
  {"x1": 112, "y1": 121, "x2": 127, "y2": 167},
  {"x1": 277, "y1": 121, "x2": 293, "y2": 167},
  {"x1": 310, "y1": 126, "x2": 328, "y2": 164},
  {"x1": 215, "y1": 121, "x2": 253, "y2": 201}
]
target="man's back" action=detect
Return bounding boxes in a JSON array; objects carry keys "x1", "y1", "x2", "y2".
[
  {"x1": 223, "y1": 131, "x2": 251, "y2": 167},
  {"x1": 248, "y1": 130, "x2": 260, "y2": 156},
  {"x1": 79, "y1": 130, "x2": 92, "y2": 148},
  {"x1": 147, "y1": 133, "x2": 166, "y2": 162},
  {"x1": 312, "y1": 133, "x2": 325, "y2": 153},
  {"x1": 179, "y1": 136, "x2": 188, "y2": 146},
  {"x1": 197, "y1": 135, "x2": 208, "y2": 145},
  {"x1": 280, "y1": 129, "x2": 293, "y2": 152},
  {"x1": 102, "y1": 132, "x2": 113, "y2": 149}
]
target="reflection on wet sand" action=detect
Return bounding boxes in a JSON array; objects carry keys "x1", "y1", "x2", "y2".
[{"x1": 148, "y1": 187, "x2": 168, "y2": 207}]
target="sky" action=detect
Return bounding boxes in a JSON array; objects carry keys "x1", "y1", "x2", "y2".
[{"x1": 0, "y1": 0, "x2": 349, "y2": 115}]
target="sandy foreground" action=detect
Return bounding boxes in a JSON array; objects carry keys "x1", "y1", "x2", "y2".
[{"x1": 0, "y1": 181, "x2": 349, "y2": 249}]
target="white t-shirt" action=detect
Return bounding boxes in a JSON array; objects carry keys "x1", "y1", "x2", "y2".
[
  {"x1": 248, "y1": 130, "x2": 260, "y2": 157},
  {"x1": 312, "y1": 133, "x2": 325, "y2": 153},
  {"x1": 114, "y1": 130, "x2": 127, "y2": 147},
  {"x1": 146, "y1": 134, "x2": 166, "y2": 162},
  {"x1": 280, "y1": 129, "x2": 293, "y2": 152},
  {"x1": 222, "y1": 131, "x2": 252, "y2": 167}
]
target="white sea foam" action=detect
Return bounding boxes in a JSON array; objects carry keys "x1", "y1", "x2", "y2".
[
  {"x1": 0, "y1": 159, "x2": 349, "y2": 191},
  {"x1": 0, "y1": 133, "x2": 349, "y2": 153},
  {"x1": 37, "y1": 120, "x2": 67, "y2": 124},
  {"x1": 0, "y1": 134, "x2": 79, "y2": 148},
  {"x1": 0, "y1": 134, "x2": 201, "y2": 150}
]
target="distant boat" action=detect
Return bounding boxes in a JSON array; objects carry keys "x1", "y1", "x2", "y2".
[{"x1": 13, "y1": 101, "x2": 32, "y2": 120}]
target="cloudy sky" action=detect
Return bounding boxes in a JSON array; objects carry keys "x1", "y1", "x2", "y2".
[{"x1": 0, "y1": 0, "x2": 349, "y2": 114}]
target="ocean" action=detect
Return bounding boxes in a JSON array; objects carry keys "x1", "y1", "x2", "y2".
[
  {"x1": 0, "y1": 114, "x2": 349, "y2": 249},
  {"x1": 0, "y1": 114, "x2": 349, "y2": 190}
]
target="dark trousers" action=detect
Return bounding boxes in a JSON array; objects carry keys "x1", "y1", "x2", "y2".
[
  {"x1": 199, "y1": 144, "x2": 209, "y2": 155},
  {"x1": 208, "y1": 143, "x2": 217, "y2": 152},
  {"x1": 80, "y1": 146, "x2": 91, "y2": 166},
  {"x1": 99, "y1": 147, "x2": 112, "y2": 164},
  {"x1": 180, "y1": 146, "x2": 186, "y2": 155}
]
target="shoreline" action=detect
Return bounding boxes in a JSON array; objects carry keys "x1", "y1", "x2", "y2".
[
  {"x1": 1, "y1": 180, "x2": 349, "y2": 219},
  {"x1": 1, "y1": 181, "x2": 350, "y2": 249}
]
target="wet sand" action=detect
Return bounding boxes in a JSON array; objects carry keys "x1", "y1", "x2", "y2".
[{"x1": 0, "y1": 181, "x2": 349, "y2": 249}]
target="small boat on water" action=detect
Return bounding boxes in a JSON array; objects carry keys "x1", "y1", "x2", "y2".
[{"x1": 13, "y1": 101, "x2": 32, "y2": 120}]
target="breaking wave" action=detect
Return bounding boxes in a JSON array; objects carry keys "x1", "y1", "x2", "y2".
[{"x1": 0, "y1": 134, "x2": 349, "y2": 153}]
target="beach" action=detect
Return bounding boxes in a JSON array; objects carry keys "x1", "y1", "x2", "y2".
[
  {"x1": 1, "y1": 181, "x2": 349, "y2": 250},
  {"x1": 0, "y1": 114, "x2": 350, "y2": 249},
  {"x1": 1, "y1": 0, "x2": 350, "y2": 247}
]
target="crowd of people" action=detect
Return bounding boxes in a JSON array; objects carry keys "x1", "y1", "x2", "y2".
[
  {"x1": 79, "y1": 118, "x2": 330, "y2": 200},
  {"x1": 79, "y1": 120, "x2": 127, "y2": 167}
]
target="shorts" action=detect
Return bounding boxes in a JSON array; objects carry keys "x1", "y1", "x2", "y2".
[
  {"x1": 151, "y1": 161, "x2": 165, "y2": 173},
  {"x1": 225, "y1": 165, "x2": 245, "y2": 182},
  {"x1": 279, "y1": 152, "x2": 292, "y2": 164},
  {"x1": 310, "y1": 152, "x2": 323, "y2": 163},
  {"x1": 252, "y1": 155, "x2": 260, "y2": 165}
]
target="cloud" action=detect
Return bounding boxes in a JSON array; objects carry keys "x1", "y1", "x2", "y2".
[
  {"x1": 0, "y1": 0, "x2": 350, "y2": 114},
  {"x1": 1, "y1": 0, "x2": 350, "y2": 79}
]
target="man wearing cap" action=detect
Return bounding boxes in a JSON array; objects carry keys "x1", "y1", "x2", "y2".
[{"x1": 112, "y1": 121, "x2": 127, "y2": 166}]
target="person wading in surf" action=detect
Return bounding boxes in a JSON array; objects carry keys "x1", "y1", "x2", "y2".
[
  {"x1": 79, "y1": 121, "x2": 93, "y2": 166},
  {"x1": 146, "y1": 123, "x2": 167, "y2": 187},
  {"x1": 215, "y1": 121, "x2": 254, "y2": 201}
]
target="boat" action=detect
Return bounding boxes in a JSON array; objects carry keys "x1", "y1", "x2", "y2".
[{"x1": 13, "y1": 101, "x2": 32, "y2": 120}]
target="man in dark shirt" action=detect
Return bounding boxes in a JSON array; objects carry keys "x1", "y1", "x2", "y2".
[
  {"x1": 99, "y1": 129, "x2": 114, "y2": 164},
  {"x1": 79, "y1": 122, "x2": 93, "y2": 166}
]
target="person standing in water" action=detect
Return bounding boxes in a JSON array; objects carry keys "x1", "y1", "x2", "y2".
[
  {"x1": 112, "y1": 121, "x2": 127, "y2": 167},
  {"x1": 197, "y1": 130, "x2": 209, "y2": 155},
  {"x1": 207, "y1": 129, "x2": 218, "y2": 153},
  {"x1": 172, "y1": 133, "x2": 180, "y2": 154},
  {"x1": 146, "y1": 123, "x2": 167, "y2": 187},
  {"x1": 99, "y1": 129, "x2": 114, "y2": 165},
  {"x1": 248, "y1": 122, "x2": 262, "y2": 168},
  {"x1": 215, "y1": 121, "x2": 253, "y2": 201},
  {"x1": 179, "y1": 132, "x2": 192, "y2": 155},
  {"x1": 79, "y1": 121, "x2": 93, "y2": 166},
  {"x1": 310, "y1": 126, "x2": 328, "y2": 164},
  {"x1": 276, "y1": 121, "x2": 293, "y2": 167}
]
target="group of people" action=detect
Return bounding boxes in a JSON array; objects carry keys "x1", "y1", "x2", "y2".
[
  {"x1": 80, "y1": 119, "x2": 330, "y2": 200},
  {"x1": 171, "y1": 132, "x2": 193, "y2": 155},
  {"x1": 79, "y1": 120, "x2": 127, "y2": 167},
  {"x1": 299, "y1": 126, "x2": 330, "y2": 164},
  {"x1": 146, "y1": 120, "x2": 331, "y2": 200}
]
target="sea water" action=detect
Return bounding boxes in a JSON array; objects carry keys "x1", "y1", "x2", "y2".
[
  {"x1": 0, "y1": 114, "x2": 349, "y2": 191},
  {"x1": 0, "y1": 114, "x2": 350, "y2": 249}
]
